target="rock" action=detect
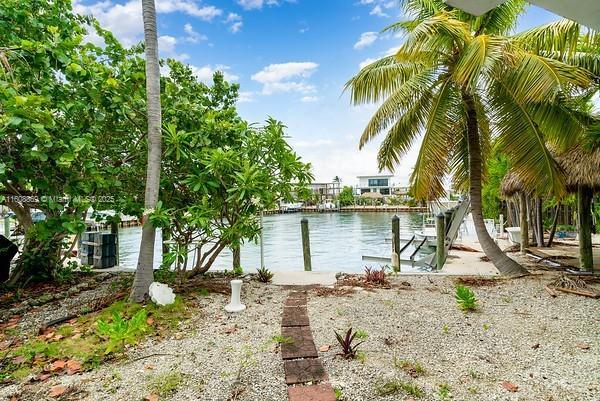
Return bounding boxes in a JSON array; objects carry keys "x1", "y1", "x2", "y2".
[{"x1": 149, "y1": 282, "x2": 176, "y2": 306}]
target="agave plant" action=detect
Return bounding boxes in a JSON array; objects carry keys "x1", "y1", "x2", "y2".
[
  {"x1": 256, "y1": 266, "x2": 274, "y2": 283},
  {"x1": 364, "y1": 266, "x2": 388, "y2": 285},
  {"x1": 334, "y1": 328, "x2": 365, "y2": 359}
]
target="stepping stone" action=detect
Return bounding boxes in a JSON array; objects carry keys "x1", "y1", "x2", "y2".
[
  {"x1": 281, "y1": 326, "x2": 318, "y2": 360},
  {"x1": 288, "y1": 291, "x2": 307, "y2": 300},
  {"x1": 284, "y1": 358, "x2": 328, "y2": 385},
  {"x1": 282, "y1": 306, "x2": 309, "y2": 327},
  {"x1": 288, "y1": 384, "x2": 337, "y2": 401},
  {"x1": 284, "y1": 297, "x2": 307, "y2": 307}
]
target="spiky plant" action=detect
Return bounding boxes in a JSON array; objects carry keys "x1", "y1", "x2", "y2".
[
  {"x1": 334, "y1": 328, "x2": 364, "y2": 359},
  {"x1": 364, "y1": 266, "x2": 388, "y2": 285},
  {"x1": 455, "y1": 285, "x2": 477, "y2": 311},
  {"x1": 346, "y1": 0, "x2": 599, "y2": 277},
  {"x1": 256, "y1": 266, "x2": 274, "y2": 283}
]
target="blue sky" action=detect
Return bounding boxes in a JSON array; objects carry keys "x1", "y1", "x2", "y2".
[{"x1": 74, "y1": 0, "x2": 561, "y2": 187}]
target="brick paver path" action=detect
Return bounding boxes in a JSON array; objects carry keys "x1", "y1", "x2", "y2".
[{"x1": 281, "y1": 290, "x2": 336, "y2": 401}]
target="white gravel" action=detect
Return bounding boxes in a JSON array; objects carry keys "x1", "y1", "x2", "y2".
[{"x1": 2, "y1": 274, "x2": 598, "y2": 401}]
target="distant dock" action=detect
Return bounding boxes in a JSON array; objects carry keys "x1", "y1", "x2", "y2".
[{"x1": 264, "y1": 205, "x2": 427, "y2": 214}]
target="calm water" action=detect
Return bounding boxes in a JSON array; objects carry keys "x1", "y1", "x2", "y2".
[{"x1": 116, "y1": 212, "x2": 427, "y2": 273}]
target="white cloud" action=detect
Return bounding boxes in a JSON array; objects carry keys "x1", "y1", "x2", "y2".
[
  {"x1": 252, "y1": 62, "x2": 319, "y2": 95},
  {"x1": 359, "y1": 57, "x2": 377, "y2": 69},
  {"x1": 294, "y1": 139, "x2": 334, "y2": 148},
  {"x1": 354, "y1": 31, "x2": 378, "y2": 50},
  {"x1": 237, "y1": 0, "x2": 294, "y2": 10},
  {"x1": 238, "y1": 91, "x2": 255, "y2": 103},
  {"x1": 226, "y1": 13, "x2": 243, "y2": 33},
  {"x1": 252, "y1": 62, "x2": 318, "y2": 83},
  {"x1": 183, "y1": 23, "x2": 207, "y2": 43},
  {"x1": 191, "y1": 64, "x2": 240, "y2": 84},
  {"x1": 158, "y1": 35, "x2": 189, "y2": 60},
  {"x1": 370, "y1": 5, "x2": 388, "y2": 17},
  {"x1": 300, "y1": 96, "x2": 319, "y2": 103},
  {"x1": 73, "y1": 0, "x2": 222, "y2": 46}
]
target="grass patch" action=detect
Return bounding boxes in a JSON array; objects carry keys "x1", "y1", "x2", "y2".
[
  {"x1": 1, "y1": 296, "x2": 190, "y2": 382},
  {"x1": 375, "y1": 379, "x2": 425, "y2": 397},
  {"x1": 393, "y1": 357, "x2": 426, "y2": 377},
  {"x1": 148, "y1": 371, "x2": 183, "y2": 397},
  {"x1": 271, "y1": 335, "x2": 294, "y2": 345}
]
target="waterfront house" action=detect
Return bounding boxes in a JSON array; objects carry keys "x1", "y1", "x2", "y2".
[
  {"x1": 356, "y1": 174, "x2": 395, "y2": 196},
  {"x1": 309, "y1": 182, "x2": 341, "y2": 203}
]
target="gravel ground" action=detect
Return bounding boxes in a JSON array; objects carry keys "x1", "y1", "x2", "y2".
[
  {"x1": 1, "y1": 280, "x2": 288, "y2": 401},
  {"x1": 2, "y1": 274, "x2": 598, "y2": 401},
  {"x1": 310, "y1": 274, "x2": 600, "y2": 401}
]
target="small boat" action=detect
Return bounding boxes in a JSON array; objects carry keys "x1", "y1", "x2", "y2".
[
  {"x1": 415, "y1": 227, "x2": 438, "y2": 247},
  {"x1": 280, "y1": 202, "x2": 303, "y2": 213}
]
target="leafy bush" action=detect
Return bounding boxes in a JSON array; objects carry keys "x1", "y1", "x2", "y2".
[
  {"x1": 96, "y1": 309, "x2": 149, "y2": 354},
  {"x1": 334, "y1": 328, "x2": 364, "y2": 359},
  {"x1": 256, "y1": 266, "x2": 274, "y2": 283},
  {"x1": 455, "y1": 285, "x2": 477, "y2": 311},
  {"x1": 364, "y1": 266, "x2": 388, "y2": 285}
]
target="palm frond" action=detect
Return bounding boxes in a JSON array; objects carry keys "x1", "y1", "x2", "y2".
[
  {"x1": 401, "y1": 11, "x2": 471, "y2": 57},
  {"x1": 345, "y1": 55, "x2": 426, "y2": 104},
  {"x1": 410, "y1": 79, "x2": 459, "y2": 200},
  {"x1": 468, "y1": 0, "x2": 525, "y2": 35},
  {"x1": 514, "y1": 19, "x2": 582, "y2": 57},
  {"x1": 453, "y1": 35, "x2": 507, "y2": 91},
  {"x1": 489, "y1": 78, "x2": 566, "y2": 196},
  {"x1": 359, "y1": 70, "x2": 437, "y2": 148}
]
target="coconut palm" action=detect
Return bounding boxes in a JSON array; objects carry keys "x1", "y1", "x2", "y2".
[
  {"x1": 346, "y1": 0, "x2": 598, "y2": 276},
  {"x1": 131, "y1": 0, "x2": 162, "y2": 302}
]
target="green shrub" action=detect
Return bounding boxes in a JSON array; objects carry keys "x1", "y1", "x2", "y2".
[
  {"x1": 455, "y1": 285, "x2": 477, "y2": 312},
  {"x1": 256, "y1": 266, "x2": 274, "y2": 283},
  {"x1": 96, "y1": 309, "x2": 149, "y2": 354}
]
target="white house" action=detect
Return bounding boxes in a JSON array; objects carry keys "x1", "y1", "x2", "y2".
[{"x1": 356, "y1": 175, "x2": 394, "y2": 196}]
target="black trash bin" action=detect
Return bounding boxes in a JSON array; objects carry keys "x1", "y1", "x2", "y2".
[{"x1": 0, "y1": 235, "x2": 18, "y2": 283}]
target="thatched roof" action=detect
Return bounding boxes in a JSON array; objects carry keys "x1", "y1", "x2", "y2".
[
  {"x1": 556, "y1": 145, "x2": 600, "y2": 192},
  {"x1": 501, "y1": 145, "x2": 600, "y2": 197},
  {"x1": 360, "y1": 191, "x2": 384, "y2": 199},
  {"x1": 500, "y1": 171, "x2": 525, "y2": 198}
]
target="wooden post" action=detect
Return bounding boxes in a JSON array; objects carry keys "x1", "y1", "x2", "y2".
[
  {"x1": 436, "y1": 213, "x2": 446, "y2": 270},
  {"x1": 444, "y1": 209, "x2": 452, "y2": 235},
  {"x1": 3, "y1": 216, "x2": 9, "y2": 238},
  {"x1": 301, "y1": 218, "x2": 312, "y2": 271},
  {"x1": 519, "y1": 192, "x2": 529, "y2": 253},
  {"x1": 578, "y1": 186, "x2": 593, "y2": 272},
  {"x1": 391, "y1": 215, "x2": 400, "y2": 272}
]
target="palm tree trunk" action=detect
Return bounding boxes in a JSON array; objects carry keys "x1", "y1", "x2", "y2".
[
  {"x1": 535, "y1": 197, "x2": 544, "y2": 247},
  {"x1": 130, "y1": 0, "x2": 162, "y2": 302},
  {"x1": 547, "y1": 203, "x2": 560, "y2": 247},
  {"x1": 578, "y1": 186, "x2": 594, "y2": 271},
  {"x1": 463, "y1": 91, "x2": 529, "y2": 276},
  {"x1": 519, "y1": 192, "x2": 529, "y2": 253}
]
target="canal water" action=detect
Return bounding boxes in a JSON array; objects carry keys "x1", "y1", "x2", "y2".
[{"x1": 116, "y1": 212, "x2": 427, "y2": 273}]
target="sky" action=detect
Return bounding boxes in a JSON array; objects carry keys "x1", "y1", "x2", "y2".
[{"x1": 73, "y1": 0, "x2": 562, "y2": 188}]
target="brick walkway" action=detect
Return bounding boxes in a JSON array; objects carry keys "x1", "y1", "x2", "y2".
[{"x1": 281, "y1": 291, "x2": 336, "y2": 401}]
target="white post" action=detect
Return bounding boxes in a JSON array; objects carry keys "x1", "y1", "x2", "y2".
[
  {"x1": 260, "y1": 210, "x2": 265, "y2": 269},
  {"x1": 225, "y1": 279, "x2": 246, "y2": 312}
]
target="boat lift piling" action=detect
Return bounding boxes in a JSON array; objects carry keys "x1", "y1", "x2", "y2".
[
  {"x1": 391, "y1": 215, "x2": 400, "y2": 272},
  {"x1": 436, "y1": 213, "x2": 446, "y2": 269},
  {"x1": 301, "y1": 218, "x2": 312, "y2": 271}
]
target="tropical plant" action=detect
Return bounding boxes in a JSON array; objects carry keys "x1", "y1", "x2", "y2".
[
  {"x1": 364, "y1": 266, "x2": 388, "y2": 285},
  {"x1": 337, "y1": 186, "x2": 356, "y2": 207},
  {"x1": 256, "y1": 266, "x2": 274, "y2": 283},
  {"x1": 334, "y1": 328, "x2": 364, "y2": 359},
  {"x1": 455, "y1": 285, "x2": 477, "y2": 311},
  {"x1": 345, "y1": 0, "x2": 599, "y2": 277},
  {"x1": 131, "y1": 0, "x2": 163, "y2": 302},
  {"x1": 96, "y1": 309, "x2": 149, "y2": 354}
]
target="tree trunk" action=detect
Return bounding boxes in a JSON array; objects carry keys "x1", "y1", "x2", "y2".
[
  {"x1": 547, "y1": 203, "x2": 560, "y2": 247},
  {"x1": 463, "y1": 91, "x2": 529, "y2": 276},
  {"x1": 232, "y1": 245, "x2": 241, "y2": 270},
  {"x1": 578, "y1": 186, "x2": 594, "y2": 272},
  {"x1": 130, "y1": 0, "x2": 162, "y2": 302},
  {"x1": 536, "y1": 197, "x2": 544, "y2": 247},
  {"x1": 519, "y1": 192, "x2": 529, "y2": 253}
]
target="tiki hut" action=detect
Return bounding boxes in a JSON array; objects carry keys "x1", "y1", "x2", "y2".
[
  {"x1": 555, "y1": 145, "x2": 600, "y2": 271},
  {"x1": 500, "y1": 171, "x2": 531, "y2": 250}
]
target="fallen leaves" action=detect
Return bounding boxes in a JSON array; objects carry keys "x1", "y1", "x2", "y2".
[
  {"x1": 144, "y1": 394, "x2": 158, "y2": 401},
  {"x1": 501, "y1": 381, "x2": 519, "y2": 392},
  {"x1": 576, "y1": 342, "x2": 590, "y2": 350},
  {"x1": 48, "y1": 385, "x2": 67, "y2": 398}
]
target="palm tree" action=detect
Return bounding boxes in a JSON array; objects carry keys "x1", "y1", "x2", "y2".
[
  {"x1": 346, "y1": 0, "x2": 597, "y2": 276},
  {"x1": 131, "y1": 0, "x2": 162, "y2": 302}
]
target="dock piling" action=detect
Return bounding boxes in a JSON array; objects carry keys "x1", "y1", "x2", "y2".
[
  {"x1": 436, "y1": 213, "x2": 446, "y2": 270},
  {"x1": 301, "y1": 218, "x2": 312, "y2": 271},
  {"x1": 3, "y1": 216, "x2": 9, "y2": 239},
  {"x1": 391, "y1": 215, "x2": 400, "y2": 272}
]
